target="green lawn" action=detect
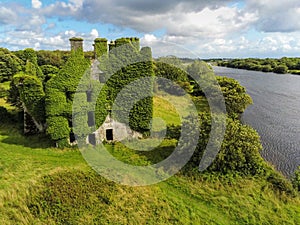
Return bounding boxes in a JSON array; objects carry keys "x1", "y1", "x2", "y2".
[{"x1": 0, "y1": 123, "x2": 299, "y2": 224}]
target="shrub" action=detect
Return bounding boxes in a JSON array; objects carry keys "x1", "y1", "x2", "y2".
[
  {"x1": 0, "y1": 86, "x2": 7, "y2": 98},
  {"x1": 292, "y1": 166, "x2": 300, "y2": 191},
  {"x1": 216, "y1": 76, "x2": 253, "y2": 116},
  {"x1": 273, "y1": 65, "x2": 288, "y2": 74},
  {"x1": 187, "y1": 114, "x2": 266, "y2": 176},
  {"x1": 0, "y1": 48, "x2": 24, "y2": 82},
  {"x1": 166, "y1": 124, "x2": 181, "y2": 139},
  {"x1": 261, "y1": 65, "x2": 273, "y2": 72}
]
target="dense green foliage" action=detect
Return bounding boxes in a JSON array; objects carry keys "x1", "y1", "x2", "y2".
[
  {"x1": 0, "y1": 48, "x2": 24, "y2": 82},
  {"x1": 0, "y1": 82, "x2": 10, "y2": 98},
  {"x1": 94, "y1": 38, "x2": 108, "y2": 57},
  {"x1": 12, "y1": 73, "x2": 45, "y2": 124},
  {"x1": 215, "y1": 118, "x2": 264, "y2": 175},
  {"x1": 153, "y1": 59, "x2": 252, "y2": 118},
  {"x1": 162, "y1": 113, "x2": 266, "y2": 178},
  {"x1": 46, "y1": 48, "x2": 90, "y2": 147},
  {"x1": 185, "y1": 60, "x2": 252, "y2": 117},
  {"x1": 115, "y1": 37, "x2": 140, "y2": 50},
  {"x1": 154, "y1": 61, "x2": 190, "y2": 95},
  {"x1": 96, "y1": 39, "x2": 154, "y2": 133},
  {"x1": 40, "y1": 65, "x2": 59, "y2": 83},
  {"x1": 36, "y1": 50, "x2": 70, "y2": 68},
  {"x1": 216, "y1": 76, "x2": 252, "y2": 117},
  {"x1": 218, "y1": 57, "x2": 300, "y2": 74},
  {"x1": 8, "y1": 50, "x2": 46, "y2": 133},
  {"x1": 15, "y1": 48, "x2": 44, "y2": 80},
  {"x1": 292, "y1": 166, "x2": 300, "y2": 191}
]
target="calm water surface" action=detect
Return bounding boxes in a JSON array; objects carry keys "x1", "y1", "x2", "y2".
[{"x1": 213, "y1": 66, "x2": 300, "y2": 177}]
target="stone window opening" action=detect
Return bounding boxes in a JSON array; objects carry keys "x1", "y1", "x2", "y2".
[
  {"x1": 88, "y1": 133, "x2": 96, "y2": 145},
  {"x1": 88, "y1": 111, "x2": 95, "y2": 127},
  {"x1": 69, "y1": 132, "x2": 76, "y2": 143},
  {"x1": 106, "y1": 129, "x2": 113, "y2": 141},
  {"x1": 86, "y1": 90, "x2": 92, "y2": 102}
]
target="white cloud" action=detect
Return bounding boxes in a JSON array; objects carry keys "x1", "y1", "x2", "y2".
[
  {"x1": 142, "y1": 34, "x2": 158, "y2": 43},
  {"x1": 0, "y1": 6, "x2": 18, "y2": 24},
  {"x1": 90, "y1": 29, "x2": 99, "y2": 38},
  {"x1": 32, "y1": 0, "x2": 42, "y2": 9},
  {"x1": 65, "y1": 30, "x2": 76, "y2": 37},
  {"x1": 1, "y1": 0, "x2": 300, "y2": 58},
  {"x1": 246, "y1": 0, "x2": 300, "y2": 32},
  {"x1": 34, "y1": 42, "x2": 41, "y2": 49},
  {"x1": 162, "y1": 6, "x2": 257, "y2": 39},
  {"x1": 140, "y1": 31, "x2": 300, "y2": 58}
]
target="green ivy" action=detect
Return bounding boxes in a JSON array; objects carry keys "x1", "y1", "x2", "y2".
[
  {"x1": 13, "y1": 73, "x2": 45, "y2": 123},
  {"x1": 94, "y1": 38, "x2": 108, "y2": 57},
  {"x1": 46, "y1": 116, "x2": 70, "y2": 147},
  {"x1": 45, "y1": 48, "x2": 90, "y2": 146},
  {"x1": 0, "y1": 48, "x2": 24, "y2": 82},
  {"x1": 96, "y1": 41, "x2": 154, "y2": 134}
]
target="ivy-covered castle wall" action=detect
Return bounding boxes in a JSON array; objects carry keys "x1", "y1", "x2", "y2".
[
  {"x1": 45, "y1": 38, "x2": 90, "y2": 147},
  {"x1": 95, "y1": 37, "x2": 154, "y2": 135},
  {"x1": 94, "y1": 38, "x2": 108, "y2": 58},
  {"x1": 46, "y1": 37, "x2": 154, "y2": 147}
]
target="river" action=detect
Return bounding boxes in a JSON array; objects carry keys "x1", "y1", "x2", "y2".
[{"x1": 213, "y1": 66, "x2": 300, "y2": 177}]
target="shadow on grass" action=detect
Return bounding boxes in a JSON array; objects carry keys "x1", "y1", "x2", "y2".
[
  {"x1": 0, "y1": 123, "x2": 54, "y2": 149},
  {"x1": 137, "y1": 145, "x2": 175, "y2": 164}
]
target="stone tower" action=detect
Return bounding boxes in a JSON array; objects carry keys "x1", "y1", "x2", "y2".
[
  {"x1": 69, "y1": 37, "x2": 83, "y2": 51},
  {"x1": 93, "y1": 38, "x2": 108, "y2": 58}
]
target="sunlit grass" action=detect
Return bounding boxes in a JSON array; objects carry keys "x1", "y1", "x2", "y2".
[{"x1": 0, "y1": 123, "x2": 299, "y2": 224}]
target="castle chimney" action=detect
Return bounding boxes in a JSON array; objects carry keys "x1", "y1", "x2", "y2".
[
  {"x1": 69, "y1": 37, "x2": 83, "y2": 52},
  {"x1": 94, "y1": 38, "x2": 108, "y2": 58}
]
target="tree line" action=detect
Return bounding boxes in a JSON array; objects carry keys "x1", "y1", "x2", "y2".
[{"x1": 217, "y1": 57, "x2": 300, "y2": 75}]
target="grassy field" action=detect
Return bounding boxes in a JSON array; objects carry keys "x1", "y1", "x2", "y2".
[{"x1": 0, "y1": 96, "x2": 299, "y2": 224}]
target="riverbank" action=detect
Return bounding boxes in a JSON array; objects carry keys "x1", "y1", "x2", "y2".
[{"x1": 215, "y1": 58, "x2": 300, "y2": 75}]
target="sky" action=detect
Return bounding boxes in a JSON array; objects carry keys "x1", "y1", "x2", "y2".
[{"x1": 1, "y1": 0, "x2": 300, "y2": 58}]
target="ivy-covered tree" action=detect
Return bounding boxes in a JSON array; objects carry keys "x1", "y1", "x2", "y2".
[
  {"x1": 40, "y1": 65, "x2": 59, "y2": 84},
  {"x1": 154, "y1": 61, "x2": 190, "y2": 95},
  {"x1": 9, "y1": 49, "x2": 46, "y2": 133},
  {"x1": 184, "y1": 113, "x2": 265, "y2": 176},
  {"x1": 187, "y1": 61, "x2": 252, "y2": 117},
  {"x1": 0, "y1": 48, "x2": 24, "y2": 82},
  {"x1": 36, "y1": 50, "x2": 70, "y2": 68},
  {"x1": 216, "y1": 76, "x2": 252, "y2": 117},
  {"x1": 12, "y1": 72, "x2": 45, "y2": 132},
  {"x1": 14, "y1": 48, "x2": 44, "y2": 81}
]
